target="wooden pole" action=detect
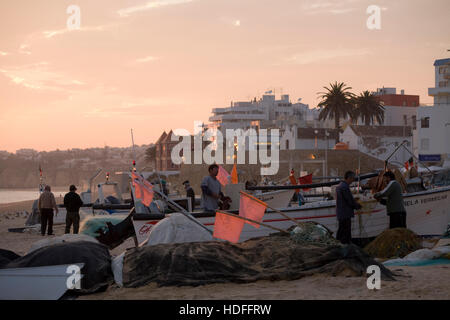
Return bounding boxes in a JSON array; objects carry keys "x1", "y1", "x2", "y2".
[{"x1": 216, "y1": 210, "x2": 289, "y2": 234}]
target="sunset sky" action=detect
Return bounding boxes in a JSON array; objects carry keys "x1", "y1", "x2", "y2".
[{"x1": 0, "y1": 0, "x2": 449, "y2": 153}]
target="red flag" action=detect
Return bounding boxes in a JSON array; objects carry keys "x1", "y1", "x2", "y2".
[
  {"x1": 132, "y1": 172, "x2": 154, "y2": 206},
  {"x1": 404, "y1": 161, "x2": 409, "y2": 170},
  {"x1": 39, "y1": 165, "x2": 42, "y2": 177},
  {"x1": 217, "y1": 165, "x2": 231, "y2": 186},
  {"x1": 298, "y1": 173, "x2": 312, "y2": 192},
  {"x1": 239, "y1": 192, "x2": 268, "y2": 228},
  {"x1": 213, "y1": 211, "x2": 244, "y2": 243}
]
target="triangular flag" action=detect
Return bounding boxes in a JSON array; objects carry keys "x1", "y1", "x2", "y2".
[
  {"x1": 132, "y1": 172, "x2": 154, "y2": 206},
  {"x1": 404, "y1": 161, "x2": 409, "y2": 170},
  {"x1": 239, "y1": 192, "x2": 267, "y2": 228},
  {"x1": 213, "y1": 211, "x2": 244, "y2": 243},
  {"x1": 298, "y1": 173, "x2": 312, "y2": 192},
  {"x1": 217, "y1": 165, "x2": 231, "y2": 186},
  {"x1": 231, "y1": 164, "x2": 238, "y2": 184}
]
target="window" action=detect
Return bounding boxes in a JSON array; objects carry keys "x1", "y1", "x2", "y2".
[
  {"x1": 403, "y1": 115, "x2": 408, "y2": 125},
  {"x1": 421, "y1": 117, "x2": 430, "y2": 128},
  {"x1": 412, "y1": 116, "x2": 417, "y2": 130},
  {"x1": 421, "y1": 138, "x2": 430, "y2": 151}
]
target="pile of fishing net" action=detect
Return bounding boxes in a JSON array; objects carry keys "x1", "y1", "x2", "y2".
[
  {"x1": 122, "y1": 233, "x2": 395, "y2": 288},
  {"x1": 364, "y1": 228, "x2": 422, "y2": 259},
  {"x1": 1, "y1": 241, "x2": 113, "y2": 294},
  {"x1": 290, "y1": 222, "x2": 340, "y2": 246}
]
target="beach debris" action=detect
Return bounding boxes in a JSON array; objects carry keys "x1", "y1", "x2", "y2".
[
  {"x1": 122, "y1": 234, "x2": 395, "y2": 288},
  {"x1": 2, "y1": 241, "x2": 113, "y2": 295},
  {"x1": 146, "y1": 213, "x2": 213, "y2": 247},
  {"x1": 383, "y1": 246, "x2": 450, "y2": 267},
  {"x1": 290, "y1": 222, "x2": 340, "y2": 246},
  {"x1": 364, "y1": 228, "x2": 422, "y2": 259},
  {"x1": 28, "y1": 234, "x2": 99, "y2": 254}
]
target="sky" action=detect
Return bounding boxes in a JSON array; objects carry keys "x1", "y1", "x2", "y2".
[{"x1": 0, "y1": 0, "x2": 449, "y2": 153}]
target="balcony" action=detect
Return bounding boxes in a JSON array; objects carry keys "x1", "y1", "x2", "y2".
[{"x1": 428, "y1": 87, "x2": 450, "y2": 96}]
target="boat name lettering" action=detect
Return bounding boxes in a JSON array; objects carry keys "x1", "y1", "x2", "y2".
[{"x1": 404, "y1": 194, "x2": 447, "y2": 206}]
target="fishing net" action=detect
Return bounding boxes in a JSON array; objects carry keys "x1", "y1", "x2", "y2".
[
  {"x1": 364, "y1": 228, "x2": 422, "y2": 259},
  {"x1": 290, "y1": 222, "x2": 340, "y2": 246},
  {"x1": 122, "y1": 233, "x2": 395, "y2": 288}
]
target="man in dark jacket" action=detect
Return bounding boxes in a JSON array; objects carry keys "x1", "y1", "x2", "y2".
[
  {"x1": 63, "y1": 185, "x2": 83, "y2": 234},
  {"x1": 335, "y1": 171, "x2": 362, "y2": 244},
  {"x1": 183, "y1": 180, "x2": 196, "y2": 211}
]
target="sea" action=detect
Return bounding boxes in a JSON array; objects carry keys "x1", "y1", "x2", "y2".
[{"x1": 0, "y1": 188, "x2": 68, "y2": 204}]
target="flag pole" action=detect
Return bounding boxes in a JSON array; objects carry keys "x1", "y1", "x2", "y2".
[{"x1": 216, "y1": 210, "x2": 289, "y2": 234}]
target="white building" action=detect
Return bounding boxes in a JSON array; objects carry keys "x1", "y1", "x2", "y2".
[
  {"x1": 280, "y1": 126, "x2": 339, "y2": 150},
  {"x1": 208, "y1": 94, "x2": 313, "y2": 131},
  {"x1": 341, "y1": 125, "x2": 413, "y2": 164},
  {"x1": 416, "y1": 58, "x2": 450, "y2": 164}
]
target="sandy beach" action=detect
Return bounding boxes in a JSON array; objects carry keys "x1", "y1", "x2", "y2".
[{"x1": 1, "y1": 199, "x2": 449, "y2": 300}]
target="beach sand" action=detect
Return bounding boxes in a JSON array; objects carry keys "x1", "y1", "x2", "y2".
[{"x1": 1, "y1": 200, "x2": 449, "y2": 300}]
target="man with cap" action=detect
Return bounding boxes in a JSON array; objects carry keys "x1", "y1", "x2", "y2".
[
  {"x1": 63, "y1": 185, "x2": 84, "y2": 234},
  {"x1": 182, "y1": 180, "x2": 196, "y2": 211}
]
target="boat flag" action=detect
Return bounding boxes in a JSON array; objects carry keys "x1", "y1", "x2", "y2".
[
  {"x1": 298, "y1": 173, "x2": 312, "y2": 192},
  {"x1": 231, "y1": 164, "x2": 238, "y2": 184},
  {"x1": 217, "y1": 165, "x2": 231, "y2": 186},
  {"x1": 404, "y1": 161, "x2": 409, "y2": 170},
  {"x1": 239, "y1": 191, "x2": 268, "y2": 228},
  {"x1": 39, "y1": 165, "x2": 43, "y2": 177},
  {"x1": 213, "y1": 211, "x2": 244, "y2": 243},
  {"x1": 132, "y1": 172, "x2": 154, "y2": 206},
  {"x1": 289, "y1": 170, "x2": 299, "y2": 193}
]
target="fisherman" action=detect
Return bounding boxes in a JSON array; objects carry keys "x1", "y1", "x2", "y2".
[
  {"x1": 374, "y1": 171, "x2": 407, "y2": 229},
  {"x1": 335, "y1": 171, "x2": 362, "y2": 244},
  {"x1": 201, "y1": 164, "x2": 225, "y2": 213},
  {"x1": 38, "y1": 185, "x2": 59, "y2": 236},
  {"x1": 63, "y1": 185, "x2": 84, "y2": 234},
  {"x1": 182, "y1": 180, "x2": 196, "y2": 211}
]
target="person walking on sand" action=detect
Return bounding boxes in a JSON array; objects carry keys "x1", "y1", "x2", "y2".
[
  {"x1": 38, "y1": 185, "x2": 59, "y2": 236},
  {"x1": 335, "y1": 171, "x2": 362, "y2": 244},
  {"x1": 374, "y1": 171, "x2": 407, "y2": 229},
  {"x1": 63, "y1": 185, "x2": 83, "y2": 234}
]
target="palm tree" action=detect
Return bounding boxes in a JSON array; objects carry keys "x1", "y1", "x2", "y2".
[
  {"x1": 352, "y1": 90, "x2": 385, "y2": 126},
  {"x1": 317, "y1": 82, "x2": 355, "y2": 134}
]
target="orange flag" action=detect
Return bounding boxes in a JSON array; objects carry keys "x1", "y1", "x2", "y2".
[
  {"x1": 298, "y1": 173, "x2": 312, "y2": 192},
  {"x1": 404, "y1": 161, "x2": 409, "y2": 170},
  {"x1": 213, "y1": 211, "x2": 244, "y2": 243},
  {"x1": 231, "y1": 164, "x2": 238, "y2": 184},
  {"x1": 217, "y1": 165, "x2": 231, "y2": 186},
  {"x1": 132, "y1": 172, "x2": 154, "y2": 206},
  {"x1": 239, "y1": 192, "x2": 268, "y2": 228}
]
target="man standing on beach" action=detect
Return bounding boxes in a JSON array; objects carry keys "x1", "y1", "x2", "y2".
[
  {"x1": 183, "y1": 180, "x2": 196, "y2": 211},
  {"x1": 374, "y1": 171, "x2": 407, "y2": 229},
  {"x1": 38, "y1": 185, "x2": 59, "y2": 236},
  {"x1": 201, "y1": 164, "x2": 223, "y2": 213},
  {"x1": 335, "y1": 171, "x2": 362, "y2": 244},
  {"x1": 64, "y1": 185, "x2": 83, "y2": 234}
]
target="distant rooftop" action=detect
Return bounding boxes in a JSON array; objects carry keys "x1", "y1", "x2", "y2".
[{"x1": 434, "y1": 58, "x2": 450, "y2": 66}]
